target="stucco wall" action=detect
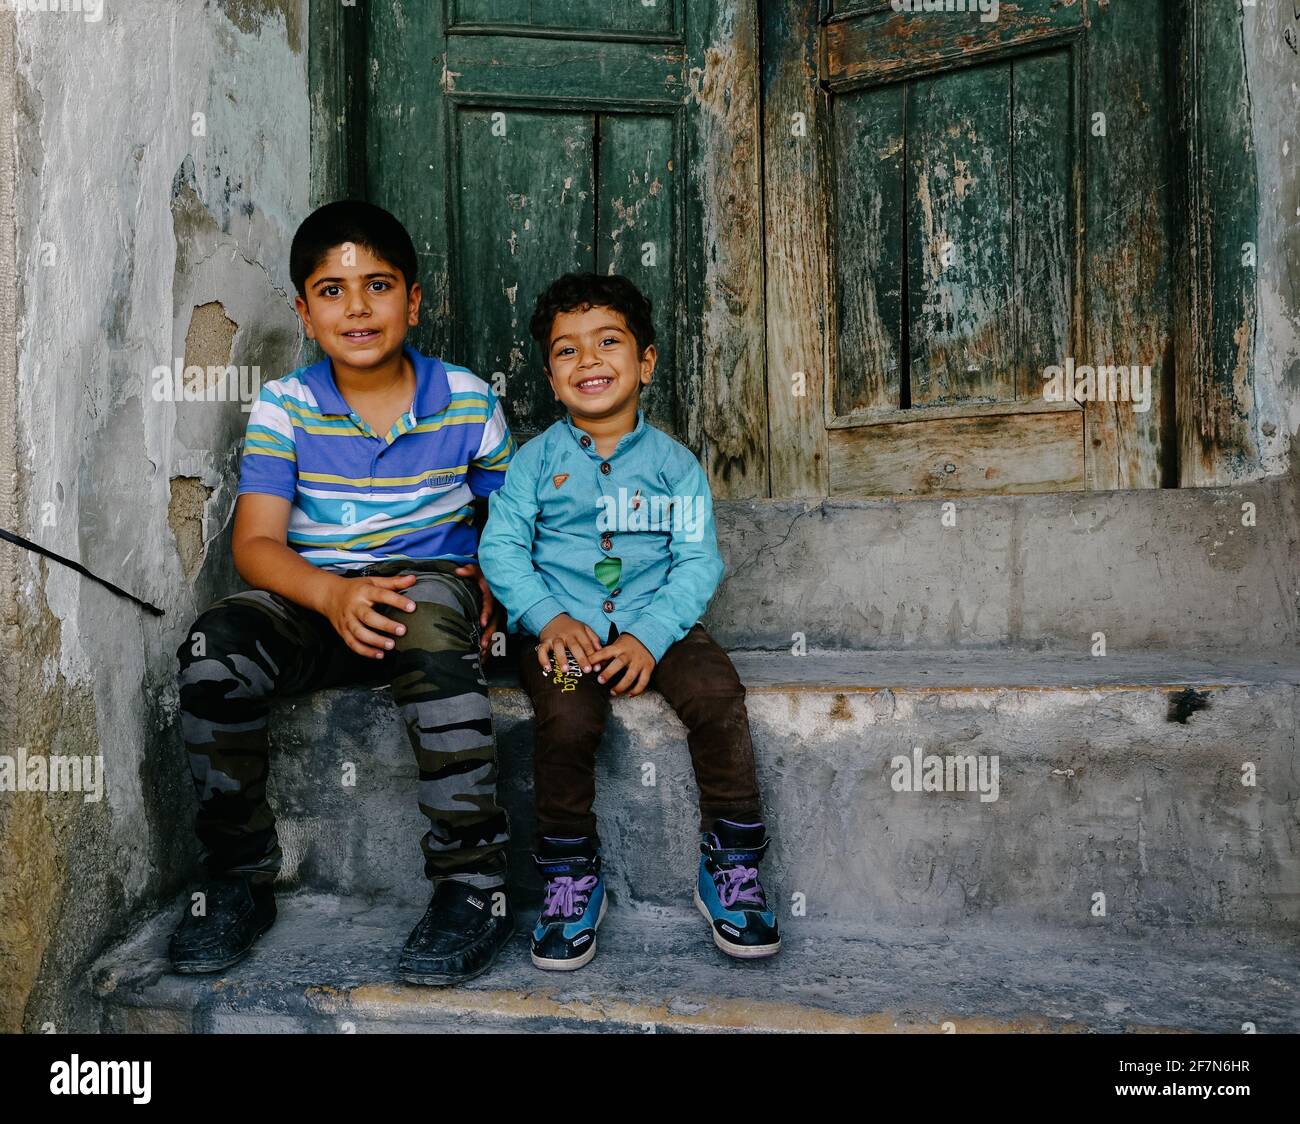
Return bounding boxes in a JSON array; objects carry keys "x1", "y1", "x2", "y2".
[{"x1": 0, "y1": 0, "x2": 308, "y2": 1031}]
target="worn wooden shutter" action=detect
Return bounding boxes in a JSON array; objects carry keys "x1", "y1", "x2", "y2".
[{"x1": 764, "y1": 0, "x2": 1179, "y2": 497}]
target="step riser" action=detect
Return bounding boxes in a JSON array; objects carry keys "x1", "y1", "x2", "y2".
[
  {"x1": 709, "y1": 485, "x2": 1298, "y2": 652},
  {"x1": 264, "y1": 682, "x2": 1299, "y2": 935}
]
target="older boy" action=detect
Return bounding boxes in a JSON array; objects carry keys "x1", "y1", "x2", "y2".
[{"x1": 170, "y1": 201, "x2": 516, "y2": 984}]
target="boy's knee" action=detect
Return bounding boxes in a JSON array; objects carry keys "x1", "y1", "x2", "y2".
[
  {"x1": 176, "y1": 593, "x2": 282, "y2": 693},
  {"x1": 387, "y1": 576, "x2": 478, "y2": 654}
]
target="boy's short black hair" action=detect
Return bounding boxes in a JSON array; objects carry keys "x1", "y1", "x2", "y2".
[
  {"x1": 290, "y1": 200, "x2": 419, "y2": 296},
  {"x1": 529, "y1": 273, "x2": 656, "y2": 368}
]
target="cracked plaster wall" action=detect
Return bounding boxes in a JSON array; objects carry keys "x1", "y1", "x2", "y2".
[{"x1": 1, "y1": 0, "x2": 307, "y2": 1031}]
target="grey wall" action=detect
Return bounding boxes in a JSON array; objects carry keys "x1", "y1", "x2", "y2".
[{"x1": 1, "y1": 0, "x2": 308, "y2": 1032}]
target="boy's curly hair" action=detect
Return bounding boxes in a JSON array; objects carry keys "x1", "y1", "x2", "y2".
[{"x1": 529, "y1": 273, "x2": 656, "y2": 370}]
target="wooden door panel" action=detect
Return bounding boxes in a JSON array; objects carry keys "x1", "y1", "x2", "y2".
[
  {"x1": 830, "y1": 82, "x2": 904, "y2": 418},
  {"x1": 595, "y1": 112, "x2": 679, "y2": 434},
  {"x1": 1012, "y1": 48, "x2": 1073, "y2": 400},
  {"x1": 452, "y1": 0, "x2": 678, "y2": 35},
  {"x1": 445, "y1": 34, "x2": 685, "y2": 103},
  {"x1": 905, "y1": 61, "x2": 1016, "y2": 408},
  {"x1": 825, "y1": 0, "x2": 1083, "y2": 84},
  {"x1": 454, "y1": 109, "x2": 597, "y2": 435}
]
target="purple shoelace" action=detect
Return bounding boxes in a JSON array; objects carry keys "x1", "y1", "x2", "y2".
[
  {"x1": 542, "y1": 874, "x2": 598, "y2": 919},
  {"x1": 714, "y1": 865, "x2": 765, "y2": 909}
]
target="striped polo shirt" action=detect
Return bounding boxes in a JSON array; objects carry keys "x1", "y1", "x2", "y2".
[{"x1": 237, "y1": 345, "x2": 514, "y2": 571}]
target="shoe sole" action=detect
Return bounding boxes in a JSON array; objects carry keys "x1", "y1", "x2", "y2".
[
  {"x1": 694, "y1": 888, "x2": 781, "y2": 959},
  {"x1": 170, "y1": 913, "x2": 277, "y2": 975},
  {"x1": 399, "y1": 920, "x2": 516, "y2": 987},
  {"x1": 530, "y1": 894, "x2": 607, "y2": 971}
]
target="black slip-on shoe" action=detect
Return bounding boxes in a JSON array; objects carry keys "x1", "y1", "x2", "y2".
[
  {"x1": 168, "y1": 876, "x2": 276, "y2": 974},
  {"x1": 399, "y1": 879, "x2": 515, "y2": 986}
]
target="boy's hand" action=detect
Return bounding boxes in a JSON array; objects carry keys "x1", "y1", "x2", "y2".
[
  {"x1": 323, "y1": 573, "x2": 419, "y2": 659},
  {"x1": 454, "y1": 562, "x2": 499, "y2": 662},
  {"x1": 537, "y1": 614, "x2": 603, "y2": 675},
  {"x1": 588, "y1": 633, "x2": 655, "y2": 697}
]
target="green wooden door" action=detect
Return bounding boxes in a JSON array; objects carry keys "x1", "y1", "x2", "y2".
[
  {"x1": 333, "y1": 0, "x2": 768, "y2": 497},
  {"x1": 764, "y1": 0, "x2": 1179, "y2": 497}
]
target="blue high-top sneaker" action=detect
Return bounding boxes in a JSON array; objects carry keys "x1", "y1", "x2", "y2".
[
  {"x1": 530, "y1": 835, "x2": 607, "y2": 971},
  {"x1": 695, "y1": 819, "x2": 781, "y2": 958}
]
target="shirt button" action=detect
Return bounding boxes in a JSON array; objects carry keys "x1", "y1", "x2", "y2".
[
  {"x1": 580, "y1": 435, "x2": 592, "y2": 447},
  {"x1": 611, "y1": 588, "x2": 621, "y2": 597},
  {"x1": 600, "y1": 536, "x2": 612, "y2": 551},
  {"x1": 599, "y1": 462, "x2": 611, "y2": 475},
  {"x1": 602, "y1": 600, "x2": 614, "y2": 613}
]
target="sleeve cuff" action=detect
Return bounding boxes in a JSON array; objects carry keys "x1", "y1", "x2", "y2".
[
  {"x1": 622, "y1": 617, "x2": 679, "y2": 664},
  {"x1": 520, "y1": 596, "x2": 567, "y2": 638}
]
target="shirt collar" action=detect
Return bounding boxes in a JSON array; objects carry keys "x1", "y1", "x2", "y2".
[
  {"x1": 303, "y1": 345, "x2": 451, "y2": 419},
  {"x1": 565, "y1": 407, "x2": 648, "y2": 457}
]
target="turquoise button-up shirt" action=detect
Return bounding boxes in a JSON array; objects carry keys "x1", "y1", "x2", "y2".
[{"x1": 479, "y1": 409, "x2": 725, "y2": 663}]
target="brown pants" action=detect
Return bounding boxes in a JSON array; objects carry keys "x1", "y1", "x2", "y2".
[{"x1": 517, "y1": 623, "x2": 763, "y2": 842}]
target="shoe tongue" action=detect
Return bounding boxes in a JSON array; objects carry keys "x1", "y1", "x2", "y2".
[
  {"x1": 711, "y1": 820, "x2": 766, "y2": 849},
  {"x1": 537, "y1": 835, "x2": 597, "y2": 861}
]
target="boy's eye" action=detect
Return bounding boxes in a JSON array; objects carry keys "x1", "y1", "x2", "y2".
[
  {"x1": 601, "y1": 337, "x2": 618, "y2": 346},
  {"x1": 321, "y1": 285, "x2": 341, "y2": 298},
  {"x1": 369, "y1": 280, "x2": 390, "y2": 293},
  {"x1": 557, "y1": 346, "x2": 575, "y2": 357}
]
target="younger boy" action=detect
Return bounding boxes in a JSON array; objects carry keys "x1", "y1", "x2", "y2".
[
  {"x1": 170, "y1": 201, "x2": 516, "y2": 985},
  {"x1": 479, "y1": 273, "x2": 780, "y2": 969}
]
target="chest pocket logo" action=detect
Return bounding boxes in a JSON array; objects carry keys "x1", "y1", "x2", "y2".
[{"x1": 552, "y1": 473, "x2": 570, "y2": 488}]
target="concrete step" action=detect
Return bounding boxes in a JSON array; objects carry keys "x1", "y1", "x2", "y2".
[
  {"x1": 259, "y1": 648, "x2": 1300, "y2": 937},
  {"x1": 708, "y1": 481, "x2": 1300, "y2": 652},
  {"x1": 91, "y1": 891, "x2": 1300, "y2": 1033}
]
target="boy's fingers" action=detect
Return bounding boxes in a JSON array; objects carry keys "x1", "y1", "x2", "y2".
[
  {"x1": 597, "y1": 656, "x2": 626, "y2": 686},
  {"x1": 535, "y1": 643, "x2": 552, "y2": 672},
  {"x1": 478, "y1": 583, "x2": 496, "y2": 627},
  {"x1": 350, "y1": 620, "x2": 397, "y2": 653},
  {"x1": 369, "y1": 574, "x2": 419, "y2": 591},
  {"x1": 370, "y1": 587, "x2": 418, "y2": 613},
  {"x1": 566, "y1": 637, "x2": 592, "y2": 672},
  {"x1": 361, "y1": 608, "x2": 405, "y2": 637},
  {"x1": 341, "y1": 631, "x2": 385, "y2": 659}
]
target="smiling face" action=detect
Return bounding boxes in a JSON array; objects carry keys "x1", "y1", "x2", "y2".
[
  {"x1": 294, "y1": 242, "x2": 421, "y2": 371},
  {"x1": 544, "y1": 304, "x2": 656, "y2": 421}
]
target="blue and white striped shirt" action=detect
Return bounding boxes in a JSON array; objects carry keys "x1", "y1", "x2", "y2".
[{"x1": 237, "y1": 346, "x2": 514, "y2": 571}]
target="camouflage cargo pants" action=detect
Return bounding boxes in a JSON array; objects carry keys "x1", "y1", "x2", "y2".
[{"x1": 175, "y1": 559, "x2": 508, "y2": 889}]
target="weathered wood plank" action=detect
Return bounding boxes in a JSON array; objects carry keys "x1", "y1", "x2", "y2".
[
  {"x1": 1172, "y1": 0, "x2": 1258, "y2": 486},
  {"x1": 826, "y1": 0, "x2": 1083, "y2": 88},
  {"x1": 686, "y1": 0, "x2": 768, "y2": 497},
  {"x1": 829, "y1": 82, "x2": 905, "y2": 418},
  {"x1": 1011, "y1": 48, "x2": 1073, "y2": 401},
  {"x1": 308, "y1": 0, "x2": 367, "y2": 207},
  {"x1": 453, "y1": 109, "x2": 597, "y2": 437},
  {"x1": 445, "y1": 34, "x2": 685, "y2": 105},
  {"x1": 453, "y1": 0, "x2": 676, "y2": 35},
  {"x1": 829, "y1": 407, "x2": 1085, "y2": 496},
  {"x1": 762, "y1": 0, "x2": 830, "y2": 497},
  {"x1": 1083, "y1": 0, "x2": 1175, "y2": 489},
  {"x1": 906, "y1": 62, "x2": 1015, "y2": 407},
  {"x1": 597, "y1": 112, "x2": 680, "y2": 436},
  {"x1": 366, "y1": 0, "x2": 450, "y2": 357}
]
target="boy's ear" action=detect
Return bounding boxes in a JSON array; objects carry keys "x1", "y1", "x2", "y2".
[
  {"x1": 406, "y1": 280, "x2": 423, "y2": 327},
  {"x1": 294, "y1": 293, "x2": 316, "y2": 341},
  {"x1": 639, "y1": 343, "x2": 657, "y2": 385}
]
